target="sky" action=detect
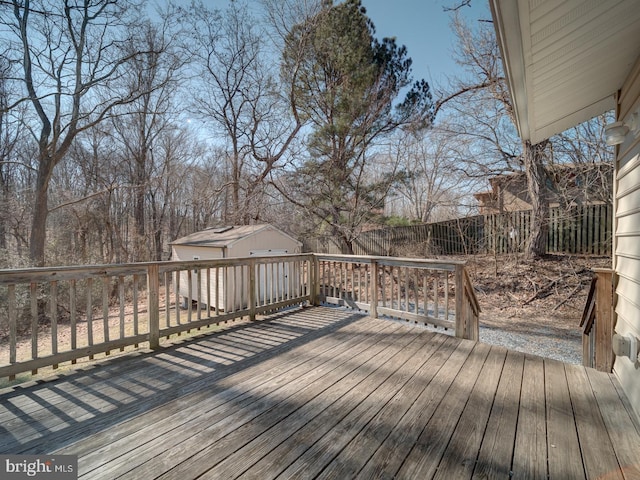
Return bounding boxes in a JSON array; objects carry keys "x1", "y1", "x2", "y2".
[
  {"x1": 165, "y1": 0, "x2": 492, "y2": 89},
  {"x1": 359, "y1": 0, "x2": 492, "y2": 87}
]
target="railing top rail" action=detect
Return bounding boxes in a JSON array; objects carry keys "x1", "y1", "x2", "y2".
[
  {"x1": 159, "y1": 254, "x2": 313, "y2": 274},
  {"x1": 463, "y1": 268, "x2": 482, "y2": 314},
  {"x1": 0, "y1": 253, "x2": 470, "y2": 285},
  {"x1": 592, "y1": 268, "x2": 614, "y2": 273},
  {"x1": 314, "y1": 253, "x2": 466, "y2": 271},
  {"x1": 0, "y1": 254, "x2": 316, "y2": 285}
]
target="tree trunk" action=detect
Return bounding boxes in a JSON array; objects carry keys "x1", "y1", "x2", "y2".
[
  {"x1": 29, "y1": 155, "x2": 56, "y2": 267},
  {"x1": 523, "y1": 140, "x2": 549, "y2": 258}
]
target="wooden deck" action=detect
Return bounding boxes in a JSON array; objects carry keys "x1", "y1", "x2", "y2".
[{"x1": 1, "y1": 306, "x2": 639, "y2": 479}]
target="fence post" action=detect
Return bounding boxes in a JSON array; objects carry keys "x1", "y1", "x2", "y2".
[
  {"x1": 147, "y1": 264, "x2": 160, "y2": 349},
  {"x1": 370, "y1": 259, "x2": 378, "y2": 318},
  {"x1": 594, "y1": 268, "x2": 614, "y2": 372},
  {"x1": 249, "y1": 258, "x2": 257, "y2": 321},
  {"x1": 455, "y1": 264, "x2": 465, "y2": 338}
]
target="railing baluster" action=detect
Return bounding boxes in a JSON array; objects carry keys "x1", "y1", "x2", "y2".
[
  {"x1": 133, "y1": 274, "x2": 140, "y2": 342},
  {"x1": 187, "y1": 269, "x2": 193, "y2": 323},
  {"x1": 206, "y1": 267, "x2": 211, "y2": 317},
  {"x1": 371, "y1": 260, "x2": 378, "y2": 318},
  {"x1": 119, "y1": 276, "x2": 125, "y2": 348},
  {"x1": 434, "y1": 275, "x2": 439, "y2": 321},
  {"x1": 70, "y1": 279, "x2": 77, "y2": 364},
  {"x1": 51, "y1": 280, "x2": 58, "y2": 367},
  {"x1": 165, "y1": 272, "x2": 171, "y2": 328},
  {"x1": 8, "y1": 284, "x2": 16, "y2": 374},
  {"x1": 249, "y1": 259, "x2": 256, "y2": 321},
  {"x1": 101, "y1": 277, "x2": 110, "y2": 353},
  {"x1": 148, "y1": 264, "x2": 160, "y2": 349},
  {"x1": 404, "y1": 267, "x2": 409, "y2": 313},
  {"x1": 215, "y1": 266, "x2": 220, "y2": 315},
  {"x1": 445, "y1": 272, "x2": 450, "y2": 322},
  {"x1": 87, "y1": 278, "x2": 94, "y2": 358},
  {"x1": 30, "y1": 282, "x2": 38, "y2": 368},
  {"x1": 455, "y1": 264, "x2": 464, "y2": 338},
  {"x1": 197, "y1": 267, "x2": 202, "y2": 322},
  {"x1": 414, "y1": 271, "x2": 419, "y2": 315},
  {"x1": 174, "y1": 270, "x2": 181, "y2": 324},
  {"x1": 423, "y1": 274, "x2": 428, "y2": 321}
]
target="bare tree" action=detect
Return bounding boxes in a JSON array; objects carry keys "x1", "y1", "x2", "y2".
[
  {"x1": 437, "y1": 14, "x2": 551, "y2": 258},
  {"x1": 389, "y1": 127, "x2": 479, "y2": 223},
  {"x1": 110, "y1": 19, "x2": 186, "y2": 261},
  {"x1": 178, "y1": 0, "x2": 304, "y2": 225},
  {"x1": 0, "y1": 56, "x2": 22, "y2": 254},
  {"x1": 1, "y1": 0, "x2": 170, "y2": 266}
]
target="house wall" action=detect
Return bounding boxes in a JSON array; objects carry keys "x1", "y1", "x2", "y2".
[{"x1": 613, "y1": 54, "x2": 640, "y2": 421}]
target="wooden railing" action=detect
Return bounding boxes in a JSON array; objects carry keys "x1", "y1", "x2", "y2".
[
  {"x1": 0, "y1": 255, "x2": 313, "y2": 380},
  {"x1": 0, "y1": 254, "x2": 479, "y2": 380},
  {"x1": 316, "y1": 254, "x2": 480, "y2": 340},
  {"x1": 580, "y1": 268, "x2": 614, "y2": 372}
]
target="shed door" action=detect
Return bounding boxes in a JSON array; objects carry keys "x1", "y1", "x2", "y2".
[{"x1": 250, "y1": 250, "x2": 292, "y2": 304}]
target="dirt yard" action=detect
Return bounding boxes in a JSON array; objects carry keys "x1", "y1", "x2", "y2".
[{"x1": 457, "y1": 253, "x2": 611, "y2": 337}]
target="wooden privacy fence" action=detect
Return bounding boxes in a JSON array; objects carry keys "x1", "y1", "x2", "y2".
[
  {"x1": 0, "y1": 254, "x2": 479, "y2": 380},
  {"x1": 314, "y1": 204, "x2": 612, "y2": 256}
]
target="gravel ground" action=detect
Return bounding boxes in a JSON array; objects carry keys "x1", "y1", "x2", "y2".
[
  {"x1": 479, "y1": 323, "x2": 582, "y2": 365},
  {"x1": 388, "y1": 315, "x2": 583, "y2": 365}
]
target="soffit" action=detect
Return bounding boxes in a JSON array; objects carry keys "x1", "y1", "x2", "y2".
[{"x1": 490, "y1": 0, "x2": 640, "y2": 144}]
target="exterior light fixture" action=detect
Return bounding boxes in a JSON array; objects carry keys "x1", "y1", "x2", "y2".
[
  {"x1": 627, "y1": 110, "x2": 640, "y2": 137},
  {"x1": 604, "y1": 121, "x2": 629, "y2": 146},
  {"x1": 604, "y1": 107, "x2": 640, "y2": 146}
]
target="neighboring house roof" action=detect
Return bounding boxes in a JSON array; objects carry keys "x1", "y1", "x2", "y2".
[
  {"x1": 170, "y1": 224, "x2": 301, "y2": 248},
  {"x1": 489, "y1": 0, "x2": 640, "y2": 144},
  {"x1": 475, "y1": 163, "x2": 613, "y2": 211}
]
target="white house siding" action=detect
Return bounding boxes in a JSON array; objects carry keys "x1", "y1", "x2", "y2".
[{"x1": 614, "y1": 56, "x2": 640, "y2": 420}]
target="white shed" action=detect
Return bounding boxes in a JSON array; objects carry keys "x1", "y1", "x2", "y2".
[{"x1": 170, "y1": 224, "x2": 302, "y2": 311}]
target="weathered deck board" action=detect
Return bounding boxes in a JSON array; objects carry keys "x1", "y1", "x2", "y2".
[
  {"x1": 567, "y1": 363, "x2": 626, "y2": 479},
  {"x1": 545, "y1": 359, "x2": 584, "y2": 479},
  {"x1": 1, "y1": 306, "x2": 639, "y2": 480},
  {"x1": 431, "y1": 346, "x2": 507, "y2": 480},
  {"x1": 472, "y1": 349, "x2": 524, "y2": 479},
  {"x1": 513, "y1": 355, "x2": 548, "y2": 480}
]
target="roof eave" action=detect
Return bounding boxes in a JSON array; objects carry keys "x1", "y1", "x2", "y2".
[{"x1": 490, "y1": 0, "x2": 530, "y2": 142}]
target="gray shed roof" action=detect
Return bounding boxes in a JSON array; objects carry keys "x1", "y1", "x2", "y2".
[{"x1": 170, "y1": 224, "x2": 300, "y2": 248}]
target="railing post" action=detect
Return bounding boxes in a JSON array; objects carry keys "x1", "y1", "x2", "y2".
[
  {"x1": 464, "y1": 268, "x2": 480, "y2": 341},
  {"x1": 594, "y1": 268, "x2": 614, "y2": 372},
  {"x1": 249, "y1": 258, "x2": 257, "y2": 321},
  {"x1": 370, "y1": 259, "x2": 378, "y2": 318},
  {"x1": 455, "y1": 264, "x2": 465, "y2": 338},
  {"x1": 147, "y1": 264, "x2": 160, "y2": 350},
  {"x1": 310, "y1": 255, "x2": 319, "y2": 306}
]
